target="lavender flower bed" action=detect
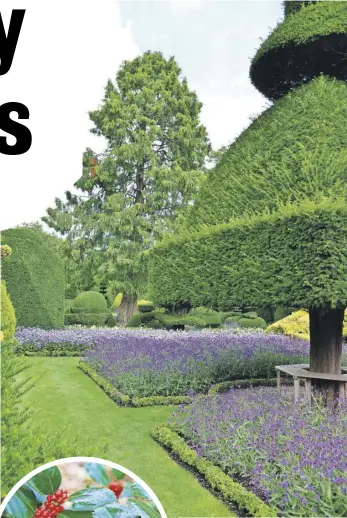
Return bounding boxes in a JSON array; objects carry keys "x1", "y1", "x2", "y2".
[
  {"x1": 172, "y1": 387, "x2": 347, "y2": 517},
  {"x1": 77, "y1": 328, "x2": 310, "y2": 397}
]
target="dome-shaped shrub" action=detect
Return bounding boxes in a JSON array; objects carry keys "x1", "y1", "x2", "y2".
[
  {"x1": 71, "y1": 291, "x2": 108, "y2": 314},
  {"x1": 1, "y1": 281, "x2": 16, "y2": 341},
  {"x1": 238, "y1": 317, "x2": 267, "y2": 330}
]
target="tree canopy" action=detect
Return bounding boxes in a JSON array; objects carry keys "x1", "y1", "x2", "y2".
[{"x1": 44, "y1": 51, "x2": 211, "y2": 319}]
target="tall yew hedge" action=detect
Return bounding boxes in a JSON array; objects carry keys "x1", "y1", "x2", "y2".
[
  {"x1": 2, "y1": 228, "x2": 65, "y2": 329},
  {"x1": 148, "y1": 1, "x2": 347, "y2": 402}
]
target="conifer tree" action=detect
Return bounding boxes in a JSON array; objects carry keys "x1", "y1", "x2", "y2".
[{"x1": 44, "y1": 51, "x2": 210, "y2": 322}]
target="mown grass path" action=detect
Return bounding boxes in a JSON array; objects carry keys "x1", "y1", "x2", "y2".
[{"x1": 25, "y1": 358, "x2": 232, "y2": 518}]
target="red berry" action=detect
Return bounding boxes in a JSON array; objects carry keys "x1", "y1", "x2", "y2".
[{"x1": 108, "y1": 482, "x2": 123, "y2": 498}]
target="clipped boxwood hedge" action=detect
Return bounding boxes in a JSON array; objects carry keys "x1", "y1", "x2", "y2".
[
  {"x1": 79, "y1": 362, "x2": 192, "y2": 407},
  {"x1": 2, "y1": 228, "x2": 65, "y2": 329},
  {"x1": 152, "y1": 425, "x2": 277, "y2": 517},
  {"x1": 147, "y1": 199, "x2": 347, "y2": 312}
]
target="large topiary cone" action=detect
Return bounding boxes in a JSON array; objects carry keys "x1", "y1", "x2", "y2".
[
  {"x1": 251, "y1": 1, "x2": 347, "y2": 99},
  {"x1": 188, "y1": 76, "x2": 347, "y2": 228}
]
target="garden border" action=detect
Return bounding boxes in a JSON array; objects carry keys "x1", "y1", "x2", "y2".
[
  {"x1": 208, "y1": 376, "x2": 293, "y2": 396},
  {"x1": 79, "y1": 361, "x2": 193, "y2": 407},
  {"x1": 151, "y1": 424, "x2": 278, "y2": 518}
]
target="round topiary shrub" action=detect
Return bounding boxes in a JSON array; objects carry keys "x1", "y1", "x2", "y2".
[
  {"x1": 71, "y1": 291, "x2": 108, "y2": 314},
  {"x1": 1, "y1": 281, "x2": 16, "y2": 340},
  {"x1": 238, "y1": 317, "x2": 267, "y2": 329},
  {"x1": 2, "y1": 228, "x2": 65, "y2": 329}
]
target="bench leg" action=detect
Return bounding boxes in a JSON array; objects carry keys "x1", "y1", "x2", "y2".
[
  {"x1": 339, "y1": 382, "x2": 346, "y2": 402},
  {"x1": 305, "y1": 379, "x2": 311, "y2": 407},
  {"x1": 294, "y1": 377, "x2": 300, "y2": 404},
  {"x1": 277, "y1": 371, "x2": 281, "y2": 393}
]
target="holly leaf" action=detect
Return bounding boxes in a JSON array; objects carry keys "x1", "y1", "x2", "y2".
[
  {"x1": 93, "y1": 502, "x2": 150, "y2": 518},
  {"x1": 129, "y1": 483, "x2": 150, "y2": 501},
  {"x1": 69, "y1": 488, "x2": 116, "y2": 511},
  {"x1": 129, "y1": 500, "x2": 161, "y2": 518},
  {"x1": 111, "y1": 469, "x2": 125, "y2": 481},
  {"x1": 27, "y1": 466, "x2": 62, "y2": 495},
  {"x1": 5, "y1": 487, "x2": 38, "y2": 518},
  {"x1": 60, "y1": 512, "x2": 94, "y2": 517},
  {"x1": 85, "y1": 463, "x2": 111, "y2": 485}
]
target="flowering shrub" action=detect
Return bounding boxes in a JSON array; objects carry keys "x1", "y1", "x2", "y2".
[{"x1": 171, "y1": 387, "x2": 347, "y2": 517}]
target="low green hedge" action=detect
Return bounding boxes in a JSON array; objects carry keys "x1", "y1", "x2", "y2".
[
  {"x1": 208, "y1": 377, "x2": 292, "y2": 396},
  {"x1": 15, "y1": 342, "x2": 88, "y2": 357},
  {"x1": 151, "y1": 425, "x2": 277, "y2": 517},
  {"x1": 79, "y1": 362, "x2": 192, "y2": 407},
  {"x1": 65, "y1": 312, "x2": 111, "y2": 326}
]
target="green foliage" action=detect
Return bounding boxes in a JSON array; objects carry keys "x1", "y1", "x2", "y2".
[
  {"x1": 283, "y1": 1, "x2": 317, "y2": 17},
  {"x1": 151, "y1": 426, "x2": 277, "y2": 517},
  {"x1": 44, "y1": 51, "x2": 211, "y2": 305},
  {"x1": 256, "y1": 306, "x2": 275, "y2": 325},
  {"x1": 137, "y1": 299, "x2": 155, "y2": 313},
  {"x1": 238, "y1": 317, "x2": 267, "y2": 330},
  {"x1": 148, "y1": 199, "x2": 347, "y2": 311},
  {"x1": 80, "y1": 361, "x2": 192, "y2": 408},
  {"x1": 225, "y1": 316, "x2": 241, "y2": 324},
  {"x1": 251, "y1": 2, "x2": 347, "y2": 99},
  {"x1": 256, "y1": 2, "x2": 347, "y2": 60},
  {"x1": 127, "y1": 310, "x2": 207, "y2": 329},
  {"x1": 1, "y1": 281, "x2": 16, "y2": 341},
  {"x1": 208, "y1": 377, "x2": 292, "y2": 396},
  {"x1": 1, "y1": 339, "x2": 102, "y2": 499},
  {"x1": 65, "y1": 313, "x2": 110, "y2": 327},
  {"x1": 243, "y1": 311, "x2": 258, "y2": 319},
  {"x1": 72, "y1": 291, "x2": 108, "y2": 313},
  {"x1": 219, "y1": 311, "x2": 242, "y2": 323},
  {"x1": 274, "y1": 306, "x2": 294, "y2": 322},
  {"x1": 15, "y1": 342, "x2": 88, "y2": 357},
  {"x1": 113, "y1": 293, "x2": 123, "y2": 308},
  {"x1": 0, "y1": 244, "x2": 12, "y2": 258},
  {"x1": 106, "y1": 315, "x2": 117, "y2": 328},
  {"x1": 185, "y1": 77, "x2": 347, "y2": 229},
  {"x1": 2, "y1": 228, "x2": 65, "y2": 329}
]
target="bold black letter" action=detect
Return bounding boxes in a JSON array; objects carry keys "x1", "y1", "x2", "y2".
[
  {"x1": 0, "y1": 102, "x2": 32, "y2": 155},
  {"x1": 0, "y1": 10, "x2": 25, "y2": 75}
]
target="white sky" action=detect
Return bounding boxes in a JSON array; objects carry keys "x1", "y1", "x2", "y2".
[{"x1": 0, "y1": 0, "x2": 282, "y2": 230}]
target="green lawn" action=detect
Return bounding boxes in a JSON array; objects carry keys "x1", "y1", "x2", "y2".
[{"x1": 24, "y1": 358, "x2": 232, "y2": 518}]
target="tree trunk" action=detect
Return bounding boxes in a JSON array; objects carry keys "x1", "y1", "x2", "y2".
[
  {"x1": 118, "y1": 294, "x2": 138, "y2": 325},
  {"x1": 309, "y1": 307, "x2": 344, "y2": 407}
]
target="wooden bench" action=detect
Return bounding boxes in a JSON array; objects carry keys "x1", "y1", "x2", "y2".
[{"x1": 275, "y1": 364, "x2": 347, "y2": 406}]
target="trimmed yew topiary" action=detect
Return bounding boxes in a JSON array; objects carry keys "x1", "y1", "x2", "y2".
[
  {"x1": 148, "y1": 1, "x2": 347, "y2": 403},
  {"x1": 2, "y1": 228, "x2": 65, "y2": 329}
]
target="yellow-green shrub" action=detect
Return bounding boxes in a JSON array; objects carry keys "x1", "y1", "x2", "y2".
[
  {"x1": 266, "y1": 310, "x2": 347, "y2": 340},
  {"x1": 1, "y1": 281, "x2": 16, "y2": 341},
  {"x1": 113, "y1": 293, "x2": 123, "y2": 308}
]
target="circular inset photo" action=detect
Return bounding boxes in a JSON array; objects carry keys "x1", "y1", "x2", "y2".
[{"x1": 0, "y1": 457, "x2": 167, "y2": 518}]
